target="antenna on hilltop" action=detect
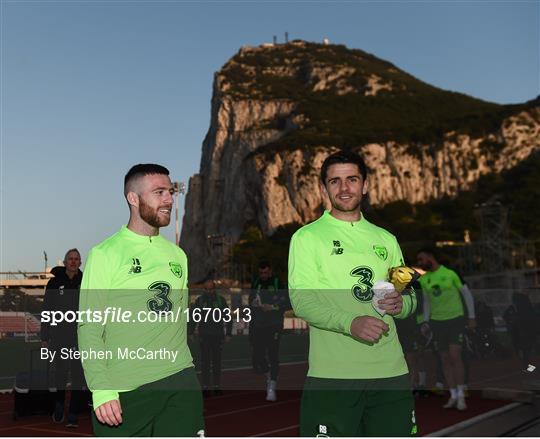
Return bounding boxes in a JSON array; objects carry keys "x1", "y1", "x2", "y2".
[{"x1": 285, "y1": 31, "x2": 289, "y2": 44}]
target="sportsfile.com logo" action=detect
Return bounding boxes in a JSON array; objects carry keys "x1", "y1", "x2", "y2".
[{"x1": 40, "y1": 307, "x2": 252, "y2": 327}]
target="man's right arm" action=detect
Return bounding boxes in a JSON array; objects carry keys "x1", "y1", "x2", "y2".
[
  {"x1": 288, "y1": 232, "x2": 359, "y2": 335},
  {"x1": 78, "y1": 247, "x2": 119, "y2": 411}
]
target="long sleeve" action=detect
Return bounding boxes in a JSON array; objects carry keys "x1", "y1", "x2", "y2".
[
  {"x1": 422, "y1": 293, "x2": 431, "y2": 322},
  {"x1": 288, "y1": 232, "x2": 358, "y2": 335},
  {"x1": 451, "y1": 270, "x2": 475, "y2": 318},
  {"x1": 78, "y1": 247, "x2": 118, "y2": 409},
  {"x1": 459, "y1": 285, "x2": 475, "y2": 319}
]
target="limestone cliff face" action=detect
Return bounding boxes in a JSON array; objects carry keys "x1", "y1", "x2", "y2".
[{"x1": 181, "y1": 41, "x2": 540, "y2": 282}]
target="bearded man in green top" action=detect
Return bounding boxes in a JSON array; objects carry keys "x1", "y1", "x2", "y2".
[
  {"x1": 288, "y1": 150, "x2": 417, "y2": 437},
  {"x1": 416, "y1": 247, "x2": 476, "y2": 411},
  {"x1": 78, "y1": 164, "x2": 204, "y2": 436}
]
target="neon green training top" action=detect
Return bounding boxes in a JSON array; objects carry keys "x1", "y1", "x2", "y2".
[
  {"x1": 79, "y1": 226, "x2": 193, "y2": 409},
  {"x1": 419, "y1": 265, "x2": 464, "y2": 321},
  {"x1": 288, "y1": 211, "x2": 416, "y2": 379}
]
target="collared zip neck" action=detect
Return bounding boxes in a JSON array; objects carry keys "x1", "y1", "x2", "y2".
[
  {"x1": 322, "y1": 210, "x2": 367, "y2": 229},
  {"x1": 121, "y1": 225, "x2": 161, "y2": 244}
]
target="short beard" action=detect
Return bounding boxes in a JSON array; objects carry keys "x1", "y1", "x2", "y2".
[
  {"x1": 331, "y1": 198, "x2": 362, "y2": 213},
  {"x1": 139, "y1": 198, "x2": 170, "y2": 228}
]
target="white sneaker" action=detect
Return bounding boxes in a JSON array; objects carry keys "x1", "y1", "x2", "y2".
[
  {"x1": 266, "y1": 379, "x2": 277, "y2": 402},
  {"x1": 443, "y1": 397, "x2": 457, "y2": 409},
  {"x1": 457, "y1": 396, "x2": 467, "y2": 411}
]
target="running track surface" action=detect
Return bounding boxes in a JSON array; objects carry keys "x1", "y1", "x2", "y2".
[{"x1": 0, "y1": 363, "x2": 513, "y2": 437}]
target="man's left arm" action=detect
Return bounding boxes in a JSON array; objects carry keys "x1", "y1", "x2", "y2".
[{"x1": 454, "y1": 272, "x2": 476, "y2": 325}]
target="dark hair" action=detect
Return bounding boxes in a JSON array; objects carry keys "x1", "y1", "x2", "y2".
[
  {"x1": 320, "y1": 150, "x2": 368, "y2": 184},
  {"x1": 417, "y1": 246, "x2": 438, "y2": 260},
  {"x1": 258, "y1": 260, "x2": 272, "y2": 269},
  {"x1": 124, "y1": 164, "x2": 170, "y2": 193}
]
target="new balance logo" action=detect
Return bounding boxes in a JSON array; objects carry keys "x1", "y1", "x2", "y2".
[
  {"x1": 129, "y1": 258, "x2": 142, "y2": 274},
  {"x1": 330, "y1": 240, "x2": 343, "y2": 255}
]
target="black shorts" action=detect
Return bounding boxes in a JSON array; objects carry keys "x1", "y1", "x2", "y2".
[
  {"x1": 430, "y1": 316, "x2": 465, "y2": 351},
  {"x1": 396, "y1": 319, "x2": 423, "y2": 354}
]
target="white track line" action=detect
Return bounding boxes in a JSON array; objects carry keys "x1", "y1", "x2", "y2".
[
  {"x1": 222, "y1": 355, "x2": 305, "y2": 363},
  {"x1": 221, "y1": 360, "x2": 306, "y2": 372},
  {"x1": 205, "y1": 398, "x2": 300, "y2": 419},
  {"x1": 0, "y1": 415, "x2": 90, "y2": 432},
  {"x1": 0, "y1": 420, "x2": 57, "y2": 432},
  {"x1": 426, "y1": 402, "x2": 521, "y2": 436},
  {"x1": 207, "y1": 390, "x2": 260, "y2": 400},
  {"x1": 0, "y1": 360, "x2": 307, "y2": 393},
  {"x1": 253, "y1": 424, "x2": 299, "y2": 436}
]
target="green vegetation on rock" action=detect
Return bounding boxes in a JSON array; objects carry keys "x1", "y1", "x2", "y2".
[{"x1": 221, "y1": 41, "x2": 533, "y2": 155}]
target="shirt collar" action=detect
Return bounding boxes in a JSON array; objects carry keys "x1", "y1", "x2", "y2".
[
  {"x1": 119, "y1": 225, "x2": 163, "y2": 242},
  {"x1": 321, "y1": 210, "x2": 368, "y2": 228}
]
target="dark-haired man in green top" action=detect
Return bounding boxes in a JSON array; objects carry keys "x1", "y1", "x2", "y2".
[
  {"x1": 79, "y1": 164, "x2": 204, "y2": 436},
  {"x1": 289, "y1": 150, "x2": 417, "y2": 437},
  {"x1": 417, "y1": 248, "x2": 476, "y2": 411}
]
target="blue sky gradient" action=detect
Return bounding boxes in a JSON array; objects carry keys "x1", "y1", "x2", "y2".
[{"x1": 1, "y1": 1, "x2": 539, "y2": 271}]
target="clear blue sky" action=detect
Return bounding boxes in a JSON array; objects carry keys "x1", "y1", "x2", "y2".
[{"x1": 1, "y1": 0, "x2": 538, "y2": 272}]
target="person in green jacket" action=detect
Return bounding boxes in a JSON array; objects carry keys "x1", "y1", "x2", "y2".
[
  {"x1": 288, "y1": 150, "x2": 417, "y2": 437},
  {"x1": 78, "y1": 164, "x2": 204, "y2": 437},
  {"x1": 249, "y1": 260, "x2": 290, "y2": 402},
  {"x1": 416, "y1": 247, "x2": 476, "y2": 411},
  {"x1": 188, "y1": 280, "x2": 232, "y2": 397}
]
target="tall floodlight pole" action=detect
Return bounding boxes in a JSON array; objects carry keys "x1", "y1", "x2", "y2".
[{"x1": 173, "y1": 182, "x2": 186, "y2": 246}]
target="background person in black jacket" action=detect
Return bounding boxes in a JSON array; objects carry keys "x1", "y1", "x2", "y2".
[
  {"x1": 249, "y1": 260, "x2": 290, "y2": 402},
  {"x1": 503, "y1": 292, "x2": 538, "y2": 369},
  {"x1": 189, "y1": 280, "x2": 232, "y2": 397},
  {"x1": 41, "y1": 248, "x2": 87, "y2": 427}
]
